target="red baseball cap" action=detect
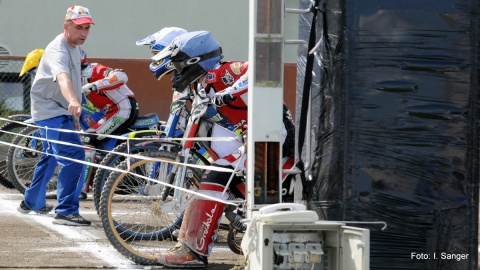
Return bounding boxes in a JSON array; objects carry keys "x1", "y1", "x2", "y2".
[{"x1": 65, "y1": 6, "x2": 94, "y2": 25}]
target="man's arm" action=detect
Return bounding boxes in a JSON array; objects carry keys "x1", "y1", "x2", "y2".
[{"x1": 57, "y1": 72, "x2": 82, "y2": 129}]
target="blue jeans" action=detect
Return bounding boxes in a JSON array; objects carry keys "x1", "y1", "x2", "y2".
[{"x1": 24, "y1": 115, "x2": 85, "y2": 216}]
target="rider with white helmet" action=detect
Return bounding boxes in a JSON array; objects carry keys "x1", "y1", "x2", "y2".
[{"x1": 136, "y1": 27, "x2": 188, "y2": 80}]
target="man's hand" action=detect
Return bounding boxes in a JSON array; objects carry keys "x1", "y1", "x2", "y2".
[
  {"x1": 68, "y1": 100, "x2": 82, "y2": 119},
  {"x1": 81, "y1": 83, "x2": 97, "y2": 95}
]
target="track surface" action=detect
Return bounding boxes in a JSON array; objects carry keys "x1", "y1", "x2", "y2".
[{"x1": 0, "y1": 184, "x2": 244, "y2": 269}]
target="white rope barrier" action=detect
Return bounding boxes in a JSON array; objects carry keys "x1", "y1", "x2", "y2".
[
  {"x1": 0, "y1": 116, "x2": 245, "y2": 206},
  {"x1": 0, "y1": 116, "x2": 239, "y2": 142},
  {"x1": 0, "y1": 116, "x2": 241, "y2": 162}
]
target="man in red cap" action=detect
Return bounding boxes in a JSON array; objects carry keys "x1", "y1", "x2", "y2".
[
  {"x1": 18, "y1": 6, "x2": 94, "y2": 226},
  {"x1": 64, "y1": 6, "x2": 95, "y2": 46}
]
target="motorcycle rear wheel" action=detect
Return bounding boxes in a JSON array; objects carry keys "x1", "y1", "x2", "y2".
[
  {"x1": 99, "y1": 150, "x2": 202, "y2": 265},
  {"x1": 6, "y1": 126, "x2": 59, "y2": 197},
  {"x1": 92, "y1": 140, "x2": 170, "y2": 214},
  {"x1": 0, "y1": 121, "x2": 27, "y2": 189}
]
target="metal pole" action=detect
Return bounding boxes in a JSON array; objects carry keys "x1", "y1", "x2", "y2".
[{"x1": 247, "y1": 0, "x2": 285, "y2": 220}]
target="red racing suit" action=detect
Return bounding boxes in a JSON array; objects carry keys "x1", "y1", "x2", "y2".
[
  {"x1": 81, "y1": 63, "x2": 138, "y2": 138},
  {"x1": 203, "y1": 61, "x2": 294, "y2": 169},
  {"x1": 205, "y1": 61, "x2": 249, "y2": 131},
  {"x1": 178, "y1": 61, "x2": 296, "y2": 258}
]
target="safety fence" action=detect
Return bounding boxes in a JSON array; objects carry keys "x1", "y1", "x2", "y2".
[
  {"x1": 0, "y1": 115, "x2": 240, "y2": 204},
  {"x1": 0, "y1": 57, "x2": 31, "y2": 122}
]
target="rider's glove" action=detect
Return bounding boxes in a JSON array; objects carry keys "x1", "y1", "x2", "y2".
[
  {"x1": 213, "y1": 92, "x2": 234, "y2": 107},
  {"x1": 81, "y1": 83, "x2": 97, "y2": 95}
]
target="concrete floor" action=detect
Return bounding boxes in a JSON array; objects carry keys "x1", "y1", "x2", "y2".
[{"x1": 0, "y1": 183, "x2": 245, "y2": 269}]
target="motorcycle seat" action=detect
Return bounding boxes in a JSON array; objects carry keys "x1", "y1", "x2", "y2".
[{"x1": 132, "y1": 113, "x2": 161, "y2": 129}]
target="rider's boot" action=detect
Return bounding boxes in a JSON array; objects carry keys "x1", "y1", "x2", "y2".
[{"x1": 157, "y1": 182, "x2": 228, "y2": 268}]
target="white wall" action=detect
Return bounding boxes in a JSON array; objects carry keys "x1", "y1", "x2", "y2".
[{"x1": 0, "y1": 0, "x2": 300, "y2": 62}]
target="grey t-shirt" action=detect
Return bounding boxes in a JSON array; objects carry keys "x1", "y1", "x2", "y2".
[{"x1": 30, "y1": 33, "x2": 83, "y2": 121}]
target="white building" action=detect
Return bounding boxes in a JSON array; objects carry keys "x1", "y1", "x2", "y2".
[{"x1": 0, "y1": 0, "x2": 299, "y2": 62}]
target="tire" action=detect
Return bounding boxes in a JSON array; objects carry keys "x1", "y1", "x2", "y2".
[
  {"x1": 99, "y1": 150, "x2": 202, "y2": 265},
  {"x1": 0, "y1": 121, "x2": 27, "y2": 189},
  {"x1": 6, "y1": 126, "x2": 59, "y2": 195},
  {"x1": 227, "y1": 226, "x2": 244, "y2": 255},
  {"x1": 92, "y1": 140, "x2": 167, "y2": 214}
]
